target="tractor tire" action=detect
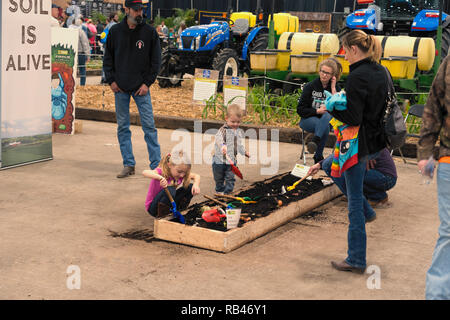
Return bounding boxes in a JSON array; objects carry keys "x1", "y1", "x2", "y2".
[
  {"x1": 212, "y1": 48, "x2": 240, "y2": 91},
  {"x1": 158, "y1": 50, "x2": 183, "y2": 88},
  {"x1": 441, "y1": 16, "x2": 450, "y2": 60},
  {"x1": 249, "y1": 32, "x2": 269, "y2": 53},
  {"x1": 246, "y1": 31, "x2": 269, "y2": 86}
]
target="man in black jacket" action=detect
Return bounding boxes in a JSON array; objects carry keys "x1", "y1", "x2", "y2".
[{"x1": 103, "y1": 0, "x2": 162, "y2": 178}]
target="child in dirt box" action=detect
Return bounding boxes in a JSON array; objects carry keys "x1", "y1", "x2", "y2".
[
  {"x1": 143, "y1": 150, "x2": 201, "y2": 218},
  {"x1": 212, "y1": 104, "x2": 250, "y2": 195}
]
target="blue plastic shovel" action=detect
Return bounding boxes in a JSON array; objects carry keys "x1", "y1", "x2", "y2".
[{"x1": 164, "y1": 188, "x2": 185, "y2": 224}]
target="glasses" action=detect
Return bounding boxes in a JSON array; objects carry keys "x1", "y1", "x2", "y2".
[{"x1": 319, "y1": 70, "x2": 333, "y2": 76}]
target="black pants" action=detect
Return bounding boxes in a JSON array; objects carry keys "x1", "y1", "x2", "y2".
[{"x1": 148, "y1": 184, "x2": 193, "y2": 217}]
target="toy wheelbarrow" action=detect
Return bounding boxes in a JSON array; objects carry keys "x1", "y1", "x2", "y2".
[
  {"x1": 215, "y1": 193, "x2": 257, "y2": 204},
  {"x1": 164, "y1": 188, "x2": 185, "y2": 224}
]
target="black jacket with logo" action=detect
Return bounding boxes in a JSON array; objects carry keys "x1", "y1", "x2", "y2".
[
  {"x1": 103, "y1": 17, "x2": 161, "y2": 93},
  {"x1": 330, "y1": 58, "x2": 388, "y2": 158},
  {"x1": 296, "y1": 78, "x2": 340, "y2": 119}
]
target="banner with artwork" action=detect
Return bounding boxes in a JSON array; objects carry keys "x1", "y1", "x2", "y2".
[
  {"x1": 51, "y1": 27, "x2": 78, "y2": 134},
  {"x1": 0, "y1": 0, "x2": 52, "y2": 169}
]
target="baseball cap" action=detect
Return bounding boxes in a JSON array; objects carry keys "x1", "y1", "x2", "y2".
[{"x1": 125, "y1": 0, "x2": 143, "y2": 10}]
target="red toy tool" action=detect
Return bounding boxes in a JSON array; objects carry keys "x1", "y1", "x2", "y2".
[{"x1": 226, "y1": 154, "x2": 243, "y2": 179}]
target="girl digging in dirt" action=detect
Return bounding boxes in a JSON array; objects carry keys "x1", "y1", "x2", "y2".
[{"x1": 143, "y1": 150, "x2": 200, "y2": 218}]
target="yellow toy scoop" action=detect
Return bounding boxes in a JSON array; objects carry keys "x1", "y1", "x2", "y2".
[
  {"x1": 286, "y1": 173, "x2": 311, "y2": 192},
  {"x1": 215, "y1": 194, "x2": 257, "y2": 204}
]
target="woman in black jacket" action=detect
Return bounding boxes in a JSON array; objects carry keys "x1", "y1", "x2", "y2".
[
  {"x1": 328, "y1": 30, "x2": 388, "y2": 273},
  {"x1": 297, "y1": 58, "x2": 342, "y2": 163}
]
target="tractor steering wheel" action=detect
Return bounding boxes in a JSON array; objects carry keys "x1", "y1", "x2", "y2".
[{"x1": 224, "y1": 18, "x2": 235, "y2": 26}]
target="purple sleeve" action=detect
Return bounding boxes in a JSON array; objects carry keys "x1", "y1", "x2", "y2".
[{"x1": 372, "y1": 148, "x2": 397, "y2": 178}]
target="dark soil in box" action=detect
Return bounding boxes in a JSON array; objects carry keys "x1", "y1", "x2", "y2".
[{"x1": 173, "y1": 172, "x2": 331, "y2": 232}]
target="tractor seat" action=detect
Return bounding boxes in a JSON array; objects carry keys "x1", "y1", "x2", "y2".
[{"x1": 231, "y1": 19, "x2": 250, "y2": 36}]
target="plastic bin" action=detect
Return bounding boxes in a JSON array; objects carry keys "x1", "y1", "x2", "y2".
[
  {"x1": 389, "y1": 56, "x2": 418, "y2": 79},
  {"x1": 303, "y1": 52, "x2": 331, "y2": 71},
  {"x1": 250, "y1": 51, "x2": 278, "y2": 71},
  {"x1": 291, "y1": 54, "x2": 318, "y2": 74},
  {"x1": 380, "y1": 57, "x2": 409, "y2": 79},
  {"x1": 263, "y1": 49, "x2": 292, "y2": 71}
]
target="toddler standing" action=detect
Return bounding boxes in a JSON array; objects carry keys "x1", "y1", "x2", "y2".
[{"x1": 212, "y1": 104, "x2": 249, "y2": 194}]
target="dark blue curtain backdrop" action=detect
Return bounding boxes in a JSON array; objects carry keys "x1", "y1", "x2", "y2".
[{"x1": 149, "y1": 0, "x2": 358, "y2": 16}]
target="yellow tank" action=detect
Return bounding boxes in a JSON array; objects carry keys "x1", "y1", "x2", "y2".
[
  {"x1": 230, "y1": 12, "x2": 256, "y2": 27},
  {"x1": 268, "y1": 13, "x2": 299, "y2": 35},
  {"x1": 263, "y1": 49, "x2": 292, "y2": 71},
  {"x1": 289, "y1": 15, "x2": 299, "y2": 33},
  {"x1": 278, "y1": 32, "x2": 340, "y2": 56},
  {"x1": 375, "y1": 35, "x2": 435, "y2": 71}
]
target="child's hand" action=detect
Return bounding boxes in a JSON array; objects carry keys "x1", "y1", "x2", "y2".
[
  {"x1": 331, "y1": 76, "x2": 337, "y2": 94},
  {"x1": 191, "y1": 184, "x2": 200, "y2": 195},
  {"x1": 159, "y1": 177, "x2": 168, "y2": 188},
  {"x1": 221, "y1": 145, "x2": 227, "y2": 155},
  {"x1": 245, "y1": 151, "x2": 250, "y2": 158}
]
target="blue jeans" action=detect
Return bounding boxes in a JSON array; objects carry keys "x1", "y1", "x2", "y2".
[
  {"x1": 212, "y1": 163, "x2": 235, "y2": 194},
  {"x1": 115, "y1": 91, "x2": 161, "y2": 169},
  {"x1": 148, "y1": 184, "x2": 193, "y2": 217},
  {"x1": 78, "y1": 54, "x2": 87, "y2": 86},
  {"x1": 322, "y1": 153, "x2": 377, "y2": 268},
  {"x1": 299, "y1": 112, "x2": 332, "y2": 159},
  {"x1": 363, "y1": 170, "x2": 397, "y2": 201},
  {"x1": 426, "y1": 163, "x2": 450, "y2": 299}
]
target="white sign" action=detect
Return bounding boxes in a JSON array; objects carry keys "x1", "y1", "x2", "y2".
[
  {"x1": 223, "y1": 76, "x2": 248, "y2": 111},
  {"x1": 291, "y1": 163, "x2": 310, "y2": 178},
  {"x1": 226, "y1": 208, "x2": 241, "y2": 229},
  {"x1": 0, "y1": 0, "x2": 52, "y2": 168},
  {"x1": 192, "y1": 68, "x2": 218, "y2": 105}
]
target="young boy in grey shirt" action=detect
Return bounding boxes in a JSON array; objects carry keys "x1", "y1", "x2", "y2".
[{"x1": 212, "y1": 104, "x2": 249, "y2": 194}]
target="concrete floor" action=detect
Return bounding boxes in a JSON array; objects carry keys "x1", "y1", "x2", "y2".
[{"x1": 0, "y1": 120, "x2": 440, "y2": 299}]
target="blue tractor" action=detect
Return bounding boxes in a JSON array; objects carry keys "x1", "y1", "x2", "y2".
[
  {"x1": 158, "y1": 1, "x2": 269, "y2": 88},
  {"x1": 339, "y1": 0, "x2": 450, "y2": 58}
]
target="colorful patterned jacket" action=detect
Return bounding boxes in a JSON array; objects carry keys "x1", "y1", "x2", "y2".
[{"x1": 418, "y1": 55, "x2": 450, "y2": 160}]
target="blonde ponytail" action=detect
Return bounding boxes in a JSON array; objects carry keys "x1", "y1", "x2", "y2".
[{"x1": 342, "y1": 30, "x2": 382, "y2": 63}]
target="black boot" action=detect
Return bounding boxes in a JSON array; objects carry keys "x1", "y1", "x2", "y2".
[
  {"x1": 117, "y1": 166, "x2": 135, "y2": 178},
  {"x1": 307, "y1": 136, "x2": 321, "y2": 154},
  {"x1": 313, "y1": 155, "x2": 324, "y2": 164}
]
